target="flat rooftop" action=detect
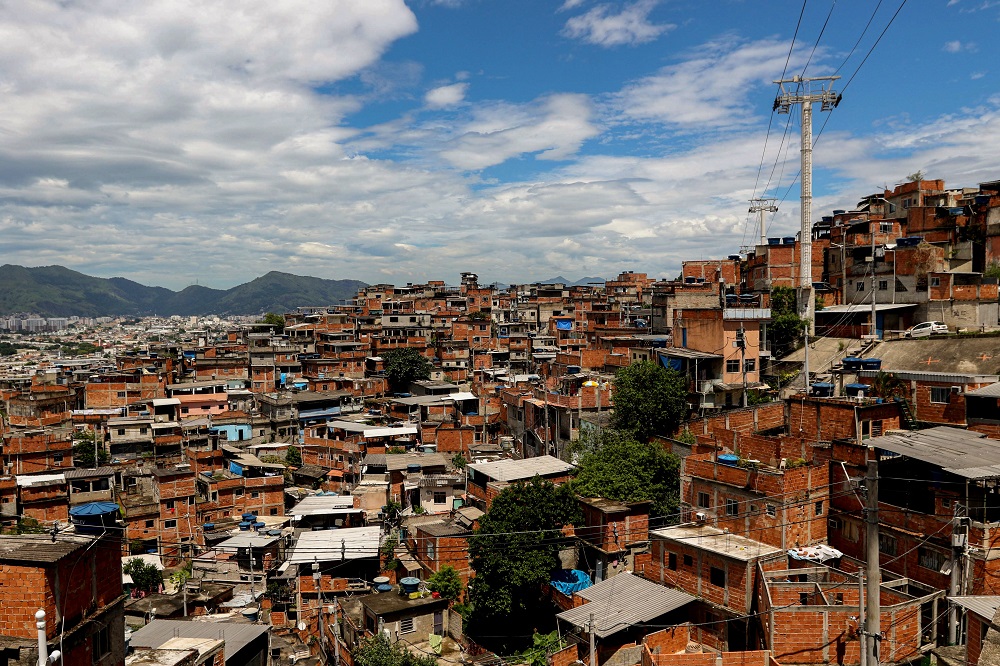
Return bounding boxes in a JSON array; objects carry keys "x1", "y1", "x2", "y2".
[{"x1": 651, "y1": 524, "x2": 782, "y2": 561}]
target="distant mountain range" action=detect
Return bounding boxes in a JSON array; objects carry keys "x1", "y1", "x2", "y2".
[
  {"x1": 538, "y1": 276, "x2": 606, "y2": 286},
  {"x1": 0, "y1": 265, "x2": 368, "y2": 317}
]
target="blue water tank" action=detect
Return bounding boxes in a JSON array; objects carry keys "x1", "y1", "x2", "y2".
[
  {"x1": 861, "y1": 359, "x2": 882, "y2": 370},
  {"x1": 718, "y1": 454, "x2": 739, "y2": 467},
  {"x1": 399, "y1": 577, "x2": 421, "y2": 594},
  {"x1": 768, "y1": 238, "x2": 781, "y2": 246},
  {"x1": 203, "y1": 523, "x2": 216, "y2": 531},
  {"x1": 811, "y1": 382, "x2": 834, "y2": 397},
  {"x1": 377, "y1": 584, "x2": 393, "y2": 593},
  {"x1": 845, "y1": 383, "x2": 869, "y2": 397},
  {"x1": 783, "y1": 236, "x2": 796, "y2": 245},
  {"x1": 253, "y1": 522, "x2": 266, "y2": 531},
  {"x1": 406, "y1": 464, "x2": 421, "y2": 473},
  {"x1": 239, "y1": 521, "x2": 252, "y2": 531},
  {"x1": 69, "y1": 501, "x2": 121, "y2": 534},
  {"x1": 842, "y1": 357, "x2": 863, "y2": 371}
]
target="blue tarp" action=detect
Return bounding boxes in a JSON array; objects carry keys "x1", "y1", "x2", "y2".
[
  {"x1": 550, "y1": 569, "x2": 592, "y2": 596},
  {"x1": 555, "y1": 319, "x2": 573, "y2": 330},
  {"x1": 660, "y1": 355, "x2": 682, "y2": 371},
  {"x1": 70, "y1": 501, "x2": 120, "y2": 516},
  {"x1": 299, "y1": 406, "x2": 342, "y2": 419}
]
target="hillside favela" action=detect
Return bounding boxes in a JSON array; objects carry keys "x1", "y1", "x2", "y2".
[{"x1": 5, "y1": 3, "x2": 1000, "y2": 666}]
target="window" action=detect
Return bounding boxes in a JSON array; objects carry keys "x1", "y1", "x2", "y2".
[
  {"x1": 270, "y1": 508, "x2": 278, "y2": 515},
  {"x1": 181, "y1": 407, "x2": 190, "y2": 414},
  {"x1": 389, "y1": 316, "x2": 399, "y2": 323},
  {"x1": 709, "y1": 566, "x2": 726, "y2": 587},
  {"x1": 145, "y1": 520, "x2": 154, "y2": 528},
  {"x1": 815, "y1": 501, "x2": 824, "y2": 516},
  {"x1": 164, "y1": 519, "x2": 177, "y2": 529},
  {"x1": 117, "y1": 428, "x2": 126, "y2": 436},
  {"x1": 918, "y1": 547, "x2": 948, "y2": 572},
  {"x1": 931, "y1": 277, "x2": 941, "y2": 287},
  {"x1": 878, "y1": 533, "x2": 897, "y2": 556},
  {"x1": 683, "y1": 554, "x2": 693, "y2": 566},
  {"x1": 235, "y1": 487, "x2": 244, "y2": 497},
  {"x1": 92, "y1": 624, "x2": 110, "y2": 664},
  {"x1": 743, "y1": 359, "x2": 756, "y2": 372},
  {"x1": 668, "y1": 553, "x2": 677, "y2": 570},
  {"x1": 433, "y1": 491, "x2": 447, "y2": 504},
  {"x1": 856, "y1": 281, "x2": 865, "y2": 292},
  {"x1": 697, "y1": 492, "x2": 710, "y2": 508},
  {"x1": 53, "y1": 454, "x2": 63, "y2": 464},
  {"x1": 116, "y1": 391, "x2": 126, "y2": 398},
  {"x1": 880, "y1": 222, "x2": 892, "y2": 233},
  {"x1": 879, "y1": 280, "x2": 888, "y2": 291},
  {"x1": 842, "y1": 519, "x2": 861, "y2": 543},
  {"x1": 726, "y1": 359, "x2": 740, "y2": 373},
  {"x1": 251, "y1": 491, "x2": 260, "y2": 499},
  {"x1": 930, "y1": 387, "x2": 951, "y2": 404},
  {"x1": 399, "y1": 617, "x2": 415, "y2": 633},
  {"x1": 725, "y1": 499, "x2": 739, "y2": 516},
  {"x1": 766, "y1": 504, "x2": 776, "y2": 517},
  {"x1": 165, "y1": 500, "x2": 175, "y2": 510}
]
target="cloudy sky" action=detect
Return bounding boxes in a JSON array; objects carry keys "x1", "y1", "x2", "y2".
[{"x1": 2, "y1": 0, "x2": 999, "y2": 290}]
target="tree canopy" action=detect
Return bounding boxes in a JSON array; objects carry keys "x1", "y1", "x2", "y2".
[
  {"x1": 353, "y1": 633, "x2": 438, "y2": 666},
  {"x1": 572, "y1": 430, "x2": 681, "y2": 519},
  {"x1": 427, "y1": 565, "x2": 463, "y2": 601},
  {"x1": 769, "y1": 286, "x2": 808, "y2": 359},
  {"x1": 382, "y1": 348, "x2": 433, "y2": 392},
  {"x1": 261, "y1": 312, "x2": 285, "y2": 327},
  {"x1": 467, "y1": 477, "x2": 581, "y2": 651},
  {"x1": 124, "y1": 558, "x2": 163, "y2": 593},
  {"x1": 72, "y1": 430, "x2": 109, "y2": 468},
  {"x1": 285, "y1": 446, "x2": 302, "y2": 467},
  {"x1": 609, "y1": 360, "x2": 687, "y2": 440}
]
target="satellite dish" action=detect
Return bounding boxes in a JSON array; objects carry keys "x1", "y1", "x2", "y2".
[{"x1": 297, "y1": 622, "x2": 307, "y2": 631}]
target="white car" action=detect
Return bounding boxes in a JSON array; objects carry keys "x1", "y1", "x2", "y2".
[{"x1": 904, "y1": 321, "x2": 948, "y2": 338}]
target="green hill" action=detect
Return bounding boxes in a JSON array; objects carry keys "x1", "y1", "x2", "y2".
[{"x1": 0, "y1": 265, "x2": 367, "y2": 317}]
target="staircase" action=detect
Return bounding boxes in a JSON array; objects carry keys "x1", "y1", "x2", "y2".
[{"x1": 893, "y1": 396, "x2": 919, "y2": 430}]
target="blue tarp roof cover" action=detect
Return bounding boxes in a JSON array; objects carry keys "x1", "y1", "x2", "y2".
[
  {"x1": 550, "y1": 569, "x2": 592, "y2": 596},
  {"x1": 70, "y1": 501, "x2": 120, "y2": 516}
]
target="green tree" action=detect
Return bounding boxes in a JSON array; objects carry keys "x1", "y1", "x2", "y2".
[
  {"x1": 572, "y1": 430, "x2": 681, "y2": 519},
  {"x1": 261, "y1": 312, "x2": 285, "y2": 327},
  {"x1": 72, "y1": 430, "x2": 109, "y2": 468},
  {"x1": 382, "y1": 348, "x2": 432, "y2": 392},
  {"x1": 609, "y1": 361, "x2": 687, "y2": 441},
  {"x1": 769, "y1": 286, "x2": 808, "y2": 359},
  {"x1": 451, "y1": 453, "x2": 467, "y2": 469},
  {"x1": 520, "y1": 631, "x2": 564, "y2": 666},
  {"x1": 353, "y1": 633, "x2": 438, "y2": 666},
  {"x1": 123, "y1": 558, "x2": 163, "y2": 593},
  {"x1": 284, "y1": 446, "x2": 302, "y2": 467},
  {"x1": 467, "y1": 477, "x2": 581, "y2": 651},
  {"x1": 427, "y1": 565, "x2": 463, "y2": 601},
  {"x1": 867, "y1": 371, "x2": 907, "y2": 400}
]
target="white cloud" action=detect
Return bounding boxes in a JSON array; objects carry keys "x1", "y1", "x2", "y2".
[
  {"x1": 425, "y1": 83, "x2": 469, "y2": 108},
  {"x1": 610, "y1": 38, "x2": 808, "y2": 129},
  {"x1": 558, "y1": 0, "x2": 588, "y2": 11},
  {"x1": 943, "y1": 40, "x2": 976, "y2": 52},
  {"x1": 562, "y1": 0, "x2": 674, "y2": 47},
  {"x1": 438, "y1": 94, "x2": 601, "y2": 170}
]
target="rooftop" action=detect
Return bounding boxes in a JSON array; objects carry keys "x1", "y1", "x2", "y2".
[
  {"x1": 359, "y1": 587, "x2": 449, "y2": 616},
  {"x1": 0, "y1": 534, "x2": 93, "y2": 564},
  {"x1": 557, "y1": 572, "x2": 695, "y2": 638},
  {"x1": 130, "y1": 620, "x2": 267, "y2": 658},
  {"x1": 867, "y1": 426, "x2": 1000, "y2": 479},
  {"x1": 468, "y1": 455, "x2": 575, "y2": 482},
  {"x1": 651, "y1": 524, "x2": 783, "y2": 561},
  {"x1": 286, "y1": 526, "x2": 381, "y2": 563}
]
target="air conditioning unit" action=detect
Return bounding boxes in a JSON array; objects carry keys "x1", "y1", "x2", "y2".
[{"x1": 695, "y1": 512, "x2": 707, "y2": 523}]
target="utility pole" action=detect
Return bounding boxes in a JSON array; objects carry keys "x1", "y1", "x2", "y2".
[
  {"x1": 589, "y1": 612, "x2": 596, "y2": 666},
  {"x1": 858, "y1": 572, "x2": 867, "y2": 666},
  {"x1": 949, "y1": 506, "x2": 969, "y2": 644},
  {"x1": 738, "y1": 327, "x2": 748, "y2": 408},
  {"x1": 865, "y1": 452, "x2": 880, "y2": 666},
  {"x1": 332, "y1": 598, "x2": 340, "y2": 666},
  {"x1": 774, "y1": 75, "x2": 841, "y2": 334},
  {"x1": 750, "y1": 198, "x2": 779, "y2": 248},
  {"x1": 869, "y1": 221, "x2": 878, "y2": 341}
]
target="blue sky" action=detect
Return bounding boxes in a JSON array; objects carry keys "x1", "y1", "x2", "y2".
[{"x1": 1, "y1": 0, "x2": 999, "y2": 291}]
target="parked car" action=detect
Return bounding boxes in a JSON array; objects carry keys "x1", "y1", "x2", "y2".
[{"x1": 904, "y1": 321, "x2": 948, "y2": 338}]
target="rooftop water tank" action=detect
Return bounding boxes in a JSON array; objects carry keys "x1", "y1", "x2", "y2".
[
  {"x1": 399, "y1": 577, "x2": 421, "y2": 594},
  {"x1": 860, "y1": 359, "x2": 882, "y2": 371},
  {"x1": 69, "y1": 501, "x2": 120, "y2": 535},
  {"x1": 718, "y1": 454, "x2": 739, "y2": 467},
  {"x1": 842, "y1": 357, "x2": 863, "y2": 372},
  {"x1": 239, "y1": 521, "x2": 252, "y2": 531},
  {"x1": 845, "y1": 383, "x2": 868, "y2": 397},
  {"x1": 406, "y1": 464, "x2": 422, "y2": 473},
  {"x1": 783, "y1": 236, "x2": 796, "y2": 245},
  {"x1": 811, "y1": 382, "x2": 834, "y2": 397},
  {"x1": 768, "y1": 238, "x2": 781, "y2": 246}
]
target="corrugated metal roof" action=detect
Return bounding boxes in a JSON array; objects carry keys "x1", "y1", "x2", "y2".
[
  {"x1": 868, "y1": 426, "x2": 1000, "y2": 479},
  {"x1": 966, "y1": 382, "x2": 1000, "y2": 398},
  {"x1": 286, "y1": 526, "x2": 381, "y2": 563},
  {"x1": 859, "y1": 370, "x2": 999, "y2": 385},
  {"x1": 364, "y1": 426, "x2": 418, "y2": 438},
  {"x1": 289, "y1": 494, "x2": 357, "y2": 516},
  {"x1": 213, "y1": 534, "x2": 281, "y2": 550},
  {"x1": 65, "y1": 466, "x2": 115, "y2": 479},
  {"x1": 130, "y1": 619, "x2": 268, "y2": 657},
  {"x1": 468, "y1": 455, "x2": 575, "y2": 482},
  {"x1": 949, "y1": 596, "x2": 1000, "y2": 621},
  {"x1": 557, "y1": 572, "x2": 694, "y2": 638}
]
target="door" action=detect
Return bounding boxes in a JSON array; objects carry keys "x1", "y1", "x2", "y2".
[{"x1": 433, "y1": 610, "x2": 444, "y2": 635}]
